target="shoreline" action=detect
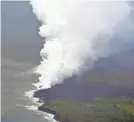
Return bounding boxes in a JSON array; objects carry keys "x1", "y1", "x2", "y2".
[
  {"x1": 33, "y1": 83, "x2": 134, "y2": 122},
  {"x1": 37, "y1": 96, "x2": 134, "y2": 122},
  {"x1": 38, "y1": 105, "x2": 61, "y2": 121},
  {"x1": 34, "y1": 82, "x2": 134, "y2": 104}
]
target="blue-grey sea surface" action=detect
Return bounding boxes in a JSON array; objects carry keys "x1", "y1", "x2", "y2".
[{"x1": 1, "y1": 1, "x2": 49, "y2": 122}]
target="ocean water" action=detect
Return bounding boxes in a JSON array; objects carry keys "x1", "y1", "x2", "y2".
[
  {"x1": 1, "y1": 107, "x2": 49, "y2": 122},
  {"x1": 1, "y1": 1, "x2": 49, "y2": 122}
]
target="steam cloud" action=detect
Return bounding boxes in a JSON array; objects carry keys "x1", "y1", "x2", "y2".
[{"x1": 30, "y1": 0, "x2": 130, "y2": 89}]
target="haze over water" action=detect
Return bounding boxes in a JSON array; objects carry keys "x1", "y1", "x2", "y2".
[{"x1": 1, "y1": 1, "x2": 49, "y2": 122}]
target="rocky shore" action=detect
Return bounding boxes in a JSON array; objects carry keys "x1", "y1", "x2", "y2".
[
  {"x1": 34, "y1": 81, "x2": 134, "y2": 104},
  {"x1": 38, "y1": 106, "x2": 61, "y2": 121},
  {"x1": 37, "y1": 97, "x2": 134, "y2": 122}
]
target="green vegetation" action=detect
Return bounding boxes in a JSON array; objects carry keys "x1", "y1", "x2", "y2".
[
  {"x1": 41, "y1": 97, "x2": 134, "y2": 122},
  {"x1": 116, "y1": 104, "x2": 134, "y2": 116}
]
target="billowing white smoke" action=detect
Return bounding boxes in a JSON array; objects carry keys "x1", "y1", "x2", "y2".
[{"x1": 30, "y1": 0, "x2": 130, "y2": 89}]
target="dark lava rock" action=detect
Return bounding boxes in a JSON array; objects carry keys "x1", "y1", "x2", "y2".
[
  {"x1": 38, "y1": 106, "x2": 61, "y2": 121},
  {"x1": 34, "y1": 80, "x2": 134, "y2": 104},
  {"x1": 38, "y1": 105, "x2": 74, "y2": 122}
]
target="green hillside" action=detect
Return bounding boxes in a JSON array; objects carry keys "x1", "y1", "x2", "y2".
[{"x1": 40, "y1": 97, "x2": 134, "y2": 122}]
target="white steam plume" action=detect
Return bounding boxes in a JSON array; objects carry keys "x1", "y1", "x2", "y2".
[{"x1": 30, "y1": 0, "x2": 130, "y2": 89}]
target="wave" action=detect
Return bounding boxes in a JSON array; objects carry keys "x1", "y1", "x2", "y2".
[{"x1": 24, "y1": 89, "x2": 57, "y2": 122}]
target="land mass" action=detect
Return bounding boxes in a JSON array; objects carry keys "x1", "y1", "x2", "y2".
[
  {"x1": 34, "y1": 47, "x2": 134, "y2": 122},
  {"x1": 39, "y1": 97, "x2": 134, "y2": 122}
]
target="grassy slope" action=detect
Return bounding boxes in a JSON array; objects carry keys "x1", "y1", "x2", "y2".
[
  {"x1": 116, "y1": 104, "x2": 134, "y2": 116},
  {"x1": 41, "y1": 97, "x2": 134, "y2": 122}
]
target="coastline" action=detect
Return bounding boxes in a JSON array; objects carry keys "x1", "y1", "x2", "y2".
[
  {"x1": 38, "y1": 105, "x2": 61, "y2": 121},
  {"x1": 34, "y1": 82, "x2": 134, "y2": 103},
  {"x1": 34, "y1": 82, "x2": 134, "y2": 122},
  {"x1": 37, "y1": 97, "x2": 134, "y2": 122}
]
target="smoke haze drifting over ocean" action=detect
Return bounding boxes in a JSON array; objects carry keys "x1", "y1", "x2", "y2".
[{"x1": 30, "y1": 0, "x2": 131, "y2": 89}]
